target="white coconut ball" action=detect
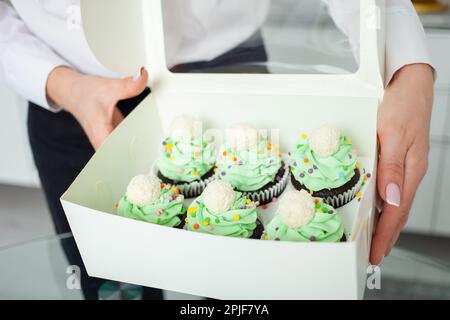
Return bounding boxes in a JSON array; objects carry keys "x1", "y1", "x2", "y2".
[
  {"x1": 310, "y1": 126, "x2": 341, "y2": 158},
  {"x1": 225, "y1": 124, "x2": 258, "y2": 151},
  {"x1": 169, "y1": 115, "x2": 202, "y2": 142},
  {"x1": 202, "y1": 180, "x2": 236, "y2": 215},
  {"x1": 126, "y1": 175, "x2": 161, "y2": 207},
  {"x1": 279, "y1": 190, "x2": 315, "y2": 229}
]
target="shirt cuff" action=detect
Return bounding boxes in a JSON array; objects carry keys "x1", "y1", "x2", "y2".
[
  {"x1": 2, "y1": 43, "x2": 69, "y2": 112},
  {"x1": 385, "y1": 7, "x2": 435, "y2": 86}
]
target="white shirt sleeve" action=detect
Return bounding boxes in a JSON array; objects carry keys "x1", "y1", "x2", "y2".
[
  {"x1": 0, "y1": 0, "x2": 69, "y2": 111},
  {"x1": 385, "y1": 0, "x2": 433, "y2": 85},
  {"x1": 326, "y1": 0, "x2": 433, "y2": 86}
]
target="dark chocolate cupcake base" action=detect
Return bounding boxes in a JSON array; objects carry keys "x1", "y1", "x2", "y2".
[
  {"x1": 251, "y1": 219, "x2": 265, "y2": 240},
  {"x1": 239, "y1": 163, "x2": 290, "y2": 206},
  {"x1": 291, "y1": 168, "x2": 363, "y2": 208},
  {"x1": 157, "y1": 166, "x2": 217, "y2": 199}
]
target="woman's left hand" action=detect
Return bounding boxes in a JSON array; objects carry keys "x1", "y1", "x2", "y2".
[{"x1": 370, "y1": 63, "x2": 434, "y2": 265}]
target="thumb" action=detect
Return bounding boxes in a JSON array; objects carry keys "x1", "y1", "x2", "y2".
[
  {"x1": 114, "y1": 67, "x2": 149, "y2": 101},
  {"x1": 377, "y1": 132, "x2": 406, "y2": 207}
]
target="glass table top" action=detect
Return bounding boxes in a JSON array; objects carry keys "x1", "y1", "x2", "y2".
[{"x1": 0, "y1": 234, "x2": 449, "y2": 300}]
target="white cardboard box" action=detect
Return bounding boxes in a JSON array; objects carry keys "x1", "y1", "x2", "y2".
[{"x1": 61, "y1": 0, "x2": 385, "y2": 299}]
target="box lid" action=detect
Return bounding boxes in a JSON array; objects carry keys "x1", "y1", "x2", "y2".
[{"x1": 81, "y1": 0, "x2": 386, "y2": 100}]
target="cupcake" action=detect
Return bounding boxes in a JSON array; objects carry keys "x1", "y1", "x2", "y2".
[
  {"x1": 290, "y1": 126, "x2": 363, "y2": 208},
  {"x1": 264, "y1": 190, "x2": 345, "y2": 242},
  {"x1": 216, "y1": 125, "x2": 289, "y2": 205},
  {"x1": 156, "y1": 115, "x2": 217, "y2": 198},
  {"x1": 117, "y1": 174, "x2": 185, "y2": 228},
  {"x1": 185, "y1": 180, "x2": 264, "y2": 239}
]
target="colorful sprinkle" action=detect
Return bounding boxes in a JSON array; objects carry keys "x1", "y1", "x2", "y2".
[
  {"x1": 314, "y1": 199, "x2": 320, "y2": 205},
  {"x1": 185, "y1": 217, "x2": 189, "y2": 223},
  {"x1": 223, "y1": 151, "x2": 228, "y2": 157},
  {"x1": 309, "y1": 190, "x2": 314, "y2": 196},
  {"x1": 156, "y1": 209, "x2": 163, "y2": 216},
  {"x1": 309, "y1": 236, "x2": 317, "y2": 242},
  {"x1": 165, "y1": 184, "x2": 171, "y2": 190},
  {"x1": 246, "y1": 199, "x2": 252, "y2": 205},
  {"x1": 301, "y1": 133, "x2": 308, "y2": 140},
  {"x1": 233, "y1": 214, "x2": 241, "y2": 221},
  {"x1": 267, "y1": 144, "x2": 272, "y2": 151},
  {"x1": 339, "y1": 172, "x2": 345, "y2": 181},
  {"x1": 328, "y1": 210, "x2": 334, "y2": 215},
  {"x1": 160, "y1": 183, "x2": 165, "y2": 189},
  {"x1": 356, "y1": 192, "x2": 363, "y2": 199},
  {"x1": 232, "y1": 156, "x2": 238, "y2": 162},
  {"x1": 208, "y1": 226, "x2": 214, "y2": 231},
  {"x1": 215, "y1": 218, "x2": 221, "y2": 224},
  {"x1": 193, "y1": 224, "x2": 200, "y2": 230},
  {"x1": 176, "y1": 196, "x2": 183, "y2": 202},
  {"x1": 255, "y1": 201, "x2": 260, "y2": 207},
  {"x1": 174, "y1": 188, "x2": 180, "y2": 195},
  {"x1": 308, "y1": 169, "x2": 314, "y2": 174},
  {"x1": 115, "y1": 202, "x2": 119, "y2": 209},
  {"x1": 272, "y1": 197, "x2": 278, "y2": 203},
  {"x1": 304, "y1": 158, "x2": 310, "y2": 164},
  {"x1": 193, "y1": 170, "x2": 199, "y2": 177},
  {"x1": 346, "y1": 138, "x2": 352, "y2": 144},
  {"x1": 168, "y1": 196, "x2": 174, "y2": 201},
  {"x1": 166, "y1": 143, "x2": 174, "y2": 151},
  {"x1": 300, "y1": 173, "x2": 305, "y2": 178},
  {"x1": 262, "y1": 204, "x2": 269, "y2": 210},
  {"x1": 187, "y1": 207, "x2": 198, "y2": 214},
  {"x1": 203, "y1": 221, "x2": 209, "y2": 226},
  {"x1": 264, "y1": 234, "x2": 269, "y2": 241},
  {"x1": 214, "y1": 167, "x2": 218, "y2": 173}
]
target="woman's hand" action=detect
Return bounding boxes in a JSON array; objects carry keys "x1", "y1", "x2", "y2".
[
  {"x1": 46, "y1": 66, "x2": 148, "y2": 150},
  {"x1": 371, "y1": 63, "x2": 434, "y2": 265}
]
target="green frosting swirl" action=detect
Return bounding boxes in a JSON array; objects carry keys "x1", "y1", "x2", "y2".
[
  {"x1": 291, "y1": 135, "x2": 357, "y2": 192},
  {"x1": 217, "y1": 139, "x2": 282, "y2": 191},
  {"x1": 186, "y1": 192, "x2": 258, "y2": 238},
  {"x1": 266, "y1": 200, "x2": 344, "y2": 242},
  {"x1": 117, "y1": 187, "x2": 184, "y2": 227},
  {"x1": 157, "y1": 136, "x2": 216, "y2": 183}
]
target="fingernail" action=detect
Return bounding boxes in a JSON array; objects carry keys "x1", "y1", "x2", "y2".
[
  {"x1": 377, "y1": 256, "x2": 385, "y2": 267},
  {"x1": 133, "y1": 67, "x2": 143, "y2": 81},
  {"x1": 386, "y1": 183, "x2": 401, "y2": 207}
]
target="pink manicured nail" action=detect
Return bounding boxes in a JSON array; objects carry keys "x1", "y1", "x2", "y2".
[
  {"x1": 386, "y1": 183, "x2": 401, "y2": 207},
  {"x1": 377, "y1": 256, "x2": 385, "y2": 267},
  {"x1": 133, "y1": 67, "x2": 143, "y2": 81}
]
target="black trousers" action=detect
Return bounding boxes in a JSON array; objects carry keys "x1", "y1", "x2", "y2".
[{"x1": 27, "y1": 34, "x2": 268, "y2": 300}]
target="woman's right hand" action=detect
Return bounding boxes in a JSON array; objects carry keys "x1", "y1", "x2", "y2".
[{"x1": 46, "y1": 66, "x2": 148, "y2": 150}]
